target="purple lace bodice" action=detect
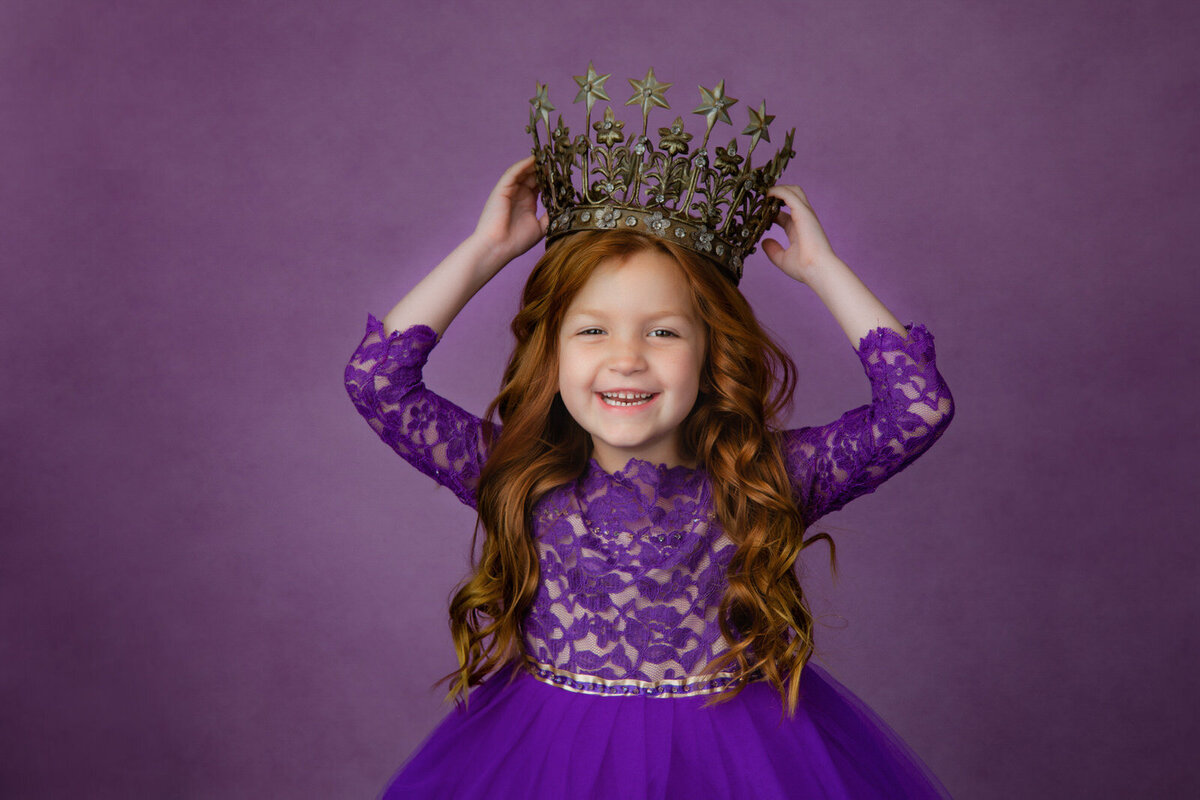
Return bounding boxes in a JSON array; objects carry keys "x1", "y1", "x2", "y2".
[{"x1": 346, "y1": 315, "x2": 954, "y2": 696}]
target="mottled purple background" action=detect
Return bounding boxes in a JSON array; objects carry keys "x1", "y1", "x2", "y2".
[{"x1": 2, "y1": 0, "x2": 1197, "y2": 797}]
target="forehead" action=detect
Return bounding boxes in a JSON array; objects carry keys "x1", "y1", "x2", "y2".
[{"x1": 565, "y1": 249, "x2": 697, "y2": 317}]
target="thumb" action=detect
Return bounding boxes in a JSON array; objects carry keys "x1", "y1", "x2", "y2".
[{"x1": 760, "y1": 237, "x2": 784, "y2": 265}]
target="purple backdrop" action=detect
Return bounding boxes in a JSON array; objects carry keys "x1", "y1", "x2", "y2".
[{"x1": 3, "y1": 0, "x2": 1197, "y2": 797}]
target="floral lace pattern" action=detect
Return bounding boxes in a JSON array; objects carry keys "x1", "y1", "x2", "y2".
[
  {"x1": 783, "y1": 325, "x2": 956, "y2": 522},
  {"x1": 344, "y1": 321, "x2": 489, "y2": 508},
  {"x1": 346, "y1": 315, "x2": 954, "y2": 694}
]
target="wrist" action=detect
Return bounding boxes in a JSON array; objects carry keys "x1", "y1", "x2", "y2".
[
  {"x1": 460, "y1": 233, "x2": 512, "y2": 278},
  {"x1": 791, "y1": 252, "x2": 848, "y2": 289}
]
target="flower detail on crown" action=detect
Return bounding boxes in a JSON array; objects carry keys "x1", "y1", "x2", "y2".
[{"x1": 528, "y1": 65, "x2": 795, "y2": 285}]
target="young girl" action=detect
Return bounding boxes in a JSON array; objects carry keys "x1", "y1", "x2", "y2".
[{"x1": 347, "y1": 116, "x2": 954, "y2": 796}]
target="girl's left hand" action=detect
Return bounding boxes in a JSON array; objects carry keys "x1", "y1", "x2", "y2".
[{"x1": 761, "y1": 185, "x2": 840, "y2": 284}]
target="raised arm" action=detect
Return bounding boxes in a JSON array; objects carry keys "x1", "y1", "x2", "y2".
[
  {"x1": 763, "y1": 184, "x2": 907, "y2": 345},
  {"x1": 780, "y1": 323, "x2": 954, "y2": 522},
  {"x1": 382, "y1": 155, "x2": 547, "y2": 337},
  {"x1": 345, "y1": 157, "x2": 548, "y2": 507},
  {"x1": 345, "y1": 319, "x2": 491, "y2": 507},
  {"x1": 761, "y1": 184, "x2": 954, "y2": 521}
]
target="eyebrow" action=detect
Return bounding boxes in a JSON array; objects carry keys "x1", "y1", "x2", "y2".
[{"x1": 564, "y1": 309, "x2": 695, "y2": 321}]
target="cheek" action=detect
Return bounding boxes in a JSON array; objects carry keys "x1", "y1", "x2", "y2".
[
  {"x1": 554, "y1": 338, "x2": 569, "y2": 391},
  {"x1": 667, "y1": 351, "x2": 704, "y2": 399},
  {"x1": 556, "y1": 346, "x2": 585, "y2": 394},
  {"x1": 688, "y1": 347, "x2": 707, "y2": 390},
  {"x1": 556, "y1": 363, "x2": 569, "y2": 397}
]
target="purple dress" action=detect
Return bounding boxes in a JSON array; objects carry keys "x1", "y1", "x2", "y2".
[{"x1": 346, "y1": 315, "x2": 955, "y2": 799}]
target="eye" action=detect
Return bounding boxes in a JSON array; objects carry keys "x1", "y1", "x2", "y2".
[
  {"x1": 578, "y1": 327, "x2": 605, "y2": 336},
  {"x1": 648, "y1": 329, "x2": 678, "y2": 338}
]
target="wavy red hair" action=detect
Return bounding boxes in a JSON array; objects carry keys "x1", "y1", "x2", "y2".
[{"x1": 441, "y1": 230, "x2": 832, "y2": 716}]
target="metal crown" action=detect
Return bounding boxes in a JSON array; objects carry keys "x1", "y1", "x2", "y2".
[{"x1": 528, "y1": 65, "x2": 795, "y2": 285}]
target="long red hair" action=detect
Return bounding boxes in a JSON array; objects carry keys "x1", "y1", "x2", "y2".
[{"x1": 441, "y1": 229, "x2": 832, "y2": 715}]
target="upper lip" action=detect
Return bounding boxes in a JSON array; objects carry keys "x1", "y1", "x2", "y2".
[{"x1": 597, "y1": 389, "x2": 657, "y2": 396}]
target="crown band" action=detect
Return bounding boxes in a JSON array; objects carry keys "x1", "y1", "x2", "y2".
[
  {"x1": 546, "y1": 205, "x2": 742, "y2": 278},
  {"x1": 528, "y1": 65, "x2": 795, "y2": 285}
]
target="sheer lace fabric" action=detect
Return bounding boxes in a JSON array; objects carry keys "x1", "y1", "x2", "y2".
[
  {"x1": 346, "y1": 315, "x2": 954, "y2": 695},
  {"x1": 345, "y1": 322, "x2": 489, "y2": 508}
]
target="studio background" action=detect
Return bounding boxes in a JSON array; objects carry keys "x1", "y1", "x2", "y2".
[{"x1": 3, "y1": 1, "x2": 1196, "y2": 797}]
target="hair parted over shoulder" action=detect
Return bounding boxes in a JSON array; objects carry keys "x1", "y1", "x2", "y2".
[{"x1": 440, "y1": 229, "x2": 834, "y2": 716}]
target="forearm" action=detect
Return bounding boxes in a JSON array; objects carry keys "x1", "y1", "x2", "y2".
[
  {"x1": 381, "y1": 234, "x2": 509, "y2": 338},
  {"x1": 801, "y1": 254, "x2": 908, "y2": 347},
  {"x1": 780, "y1": 319, "x2": 954, "y2": 522}
]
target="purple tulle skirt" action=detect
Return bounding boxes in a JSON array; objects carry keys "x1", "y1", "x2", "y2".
[{"x1": 379, "y1": 660, "x2": 951, "y2": 799}]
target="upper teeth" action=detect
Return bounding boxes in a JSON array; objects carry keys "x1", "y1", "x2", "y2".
[{"x1": 603, "y1": 392, "x2": 652, "y2": 400}]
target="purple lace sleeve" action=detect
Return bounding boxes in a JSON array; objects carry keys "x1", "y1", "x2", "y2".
[
  {"x1": 782, "y1": 323, "x2": 955, "y2": 524},
  {"x1": 344, "y1": 314, "x2": 491, "y2": 508}
]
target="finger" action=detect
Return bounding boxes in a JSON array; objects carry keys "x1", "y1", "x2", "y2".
[
  {"x1": 770, "y1": 183, "x2": 808, "y2": 201},
  {"x1": 760, "y1": 237, "x2": 784, "y2": 265},
  {"x1": 773, "y1": 210, "x2": 798, "y2": 241},
  {"x1": 768, "y1": 184, "x2": 811, "y2": 211},
  {"x1": 501, "y1": 154, "x2": 538, "y2": 183},
  {"x1": 517, "y1": 154, "x2": 538, "y2": 176}
]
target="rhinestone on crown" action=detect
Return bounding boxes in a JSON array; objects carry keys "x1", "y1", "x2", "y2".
[{"x1": 528, "y1": 64, "x2": 795, "y2": 285}]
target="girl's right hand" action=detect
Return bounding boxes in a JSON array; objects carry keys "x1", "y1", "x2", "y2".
[
  {"x1": 380, "y1": 157, "x2": 547, "y2": 338},
  {"x1": 471, "y1": 155, "x2": 548, "y2": 273}
]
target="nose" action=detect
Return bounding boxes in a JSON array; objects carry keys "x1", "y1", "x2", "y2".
[{"x1": 606, "y1": 336, "x2": 647, "y2": 375}]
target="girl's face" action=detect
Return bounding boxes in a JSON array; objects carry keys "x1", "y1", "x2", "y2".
[{"x1": 557, "y1": 249, "x2": 706, "y2": 473}]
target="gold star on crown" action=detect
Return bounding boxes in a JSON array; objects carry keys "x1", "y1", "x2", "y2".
[{"x1": 528, "y1": 64, "x2": 795, "y2": 284}]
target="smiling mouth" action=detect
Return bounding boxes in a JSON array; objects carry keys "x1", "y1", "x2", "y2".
[{"x1": 599, "y1": 391, "x2": 657, "y2": 407}]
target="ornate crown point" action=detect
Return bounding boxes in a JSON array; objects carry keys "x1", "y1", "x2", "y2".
[
  {"x1": 573, "y1": 62, "x2": 612, "y2": 113},
  {"x1": 530, "y1": 82, "x2": 555, "y2": 130},
  {"x1": 626, "y1": 68, "x2": 672, "y2": 131},
  {"x1": 530, "y1": 68, "x2": 795, "y2": 285},
  {"x1": 693, "y1": 81, "x2": 738, "y2": 131},
  {"x1": 742, "y1": 101, "x2": 774, "y2": 154}
]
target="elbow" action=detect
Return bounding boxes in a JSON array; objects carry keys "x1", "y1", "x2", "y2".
[
  {"x1": 344, "y1": 362, "x2": 375, "y2": 412},
  {"x1": 930, "y1": 384, "x2": 955, "y2": 437},
  {"x1": 907, "y1": 380, "x2": 954, "y2": 443}
]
